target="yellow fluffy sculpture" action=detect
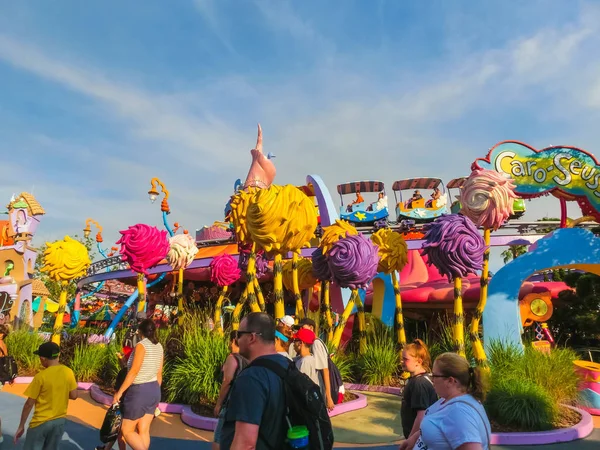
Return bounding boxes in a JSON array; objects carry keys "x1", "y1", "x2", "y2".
[
  {"x1": 320, "y1": 220, "x2": 358, "y2": 255},
  {"x1": 247, "y1": 184, "x2": 317, "y2": 318},
  {"x1": 371, "y1": 228, "x2": 408, "y2": 347},
  {"x1": 41, "y1": 236, "x2": 91, "y2": 344},
  {"x1": 283, "y1": 257, "x2": 317, "y2": 319}
]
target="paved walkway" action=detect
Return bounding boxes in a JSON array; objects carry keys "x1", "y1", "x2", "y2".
[{"x1": 1, "y1": 385, "x2": 599, "y2": 449}]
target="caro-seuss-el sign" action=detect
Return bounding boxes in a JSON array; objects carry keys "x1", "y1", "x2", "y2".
[{"x1": 473, "y1": 141, "x2": 600, "y2": 220}]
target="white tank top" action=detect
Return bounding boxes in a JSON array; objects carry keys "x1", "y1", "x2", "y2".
[{"x1": 128, "y1": 338, "x2": 164, "y2": 384}]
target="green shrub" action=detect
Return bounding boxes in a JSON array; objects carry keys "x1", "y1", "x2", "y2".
[
  {"x1": 5, "y1": 329, "x2": 44, "y2": 375},
  {"x1": 164, "y1": 326, "x2": 229, "y2": 405},
  {"x1": 485, "y1": 377, "x2": 555, "y2": 431},
  {"x1": 98, "y1": 343, "x2": 123, "y2": 388},
  {"x1": 331, "y1": 350, "x2": 355, "y2": 383},
  {"x1": 486, "y1": 341, "x2": 581, "y2": 430},
  {"x1": 355, "y1": 323, "x2": 399, "y2": 386},
  {"x1": 427, "y1": 314, "x2": 474, "y2": 363},
  {"x1": 69, "y1": 343, "x2": 107, "y2": 382}
]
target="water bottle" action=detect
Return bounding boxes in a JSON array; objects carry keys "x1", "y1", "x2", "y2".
[{"x1": 287, "y1": 425, "x2": 309, "y2": 449}]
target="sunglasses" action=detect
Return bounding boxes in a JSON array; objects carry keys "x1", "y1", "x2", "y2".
[{"x1": 236, "y1": 330, "x2": 262, "y2": 339}]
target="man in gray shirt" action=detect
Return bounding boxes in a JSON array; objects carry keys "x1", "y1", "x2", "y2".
[
  {"x1": 298, "y1": 318, "x2": 335, "y2": 410},
  {"x1": 292, "y1": 328, "x2": 321, "y2": 387}
]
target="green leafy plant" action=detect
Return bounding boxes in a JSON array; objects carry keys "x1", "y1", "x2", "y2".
[
  {"x1": 355, "y1": 322, "x2": 399, "y2": 386},
  {"x1": 486, "y1": 341, "x2": 580, "y2": 430},
  {"x1": 331, "y1": 349, "x2": 355, "y2": 383},
  {"x1": 164, "y1": 318, "x2": 229, "y2": 406},
  {"x1": 5, "y1": 329, "x2": 44, "y2": 375},
  {"x1": 486, "y1": 377, "x2": 555, "y2": 431},
  {"x1": 69, "y1": 343, "x2": 107, "y2": 382},
  {"x1": 426, "y1": 314, "x2": 474, "y2": 363}
]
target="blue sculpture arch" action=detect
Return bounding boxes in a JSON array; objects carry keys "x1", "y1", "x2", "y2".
[{"x1": 483, "y1": 228, "x2": 600, "y2": 350}]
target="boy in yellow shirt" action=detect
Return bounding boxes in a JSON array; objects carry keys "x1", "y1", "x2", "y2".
[{"x1": 14, "y1": 342, "x2": 78, "y2": 450}]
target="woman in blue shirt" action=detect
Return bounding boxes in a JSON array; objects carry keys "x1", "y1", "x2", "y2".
[{"x1": 400, "y1": 352, "x2": 491, "y2": 450}]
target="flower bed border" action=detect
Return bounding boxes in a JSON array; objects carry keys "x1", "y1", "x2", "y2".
[
  {"x1": 12, "y1": 377, "x2": 367, "y2": 432},
  {"x1": 344, "y1": 383, "x2": 594, "y2": 446}
]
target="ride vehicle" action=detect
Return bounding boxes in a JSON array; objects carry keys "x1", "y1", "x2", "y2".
[
  {"x1": 337, "y1": 181, "x2": 389, "y2": 226},
  {"x1": 447, "y1": 176, "x2": 527, "y2": 219},
  {"x1": 392, "y1": 178, "x2": 449, "y2": 223}
]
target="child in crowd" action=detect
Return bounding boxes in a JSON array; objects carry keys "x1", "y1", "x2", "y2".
[
  {"x1": 292, "y1": 328, "x2": 321, "y2": 386},
  {"x1": 400, "y1": 339, "x2": 438, "y2": 440},
  {"x1": 275, "y1": 323, "x2": 293, "y2": 360}
]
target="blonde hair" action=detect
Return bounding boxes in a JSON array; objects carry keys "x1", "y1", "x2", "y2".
[
  {"x1": 434, "y1": 352, "x2": 489, "y2": 402},
  {"x1": 404, "y1": 338, "x2": 431, "y2": 372}
]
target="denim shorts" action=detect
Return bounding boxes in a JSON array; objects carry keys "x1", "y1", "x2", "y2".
[
  {"x1": 24, "y1": 418, "x2": 66, "y2": 450},
  {"x1": 122, "y1": 381, "x2": 161, "y2": 421}
]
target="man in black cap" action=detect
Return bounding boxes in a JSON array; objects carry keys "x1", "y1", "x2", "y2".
[
  {"x1": 14, "y1": 342, "x2": 78, "y2": 450},
  {"x1": 297, "y1": 318, "x2": 335, "y2": 410}
]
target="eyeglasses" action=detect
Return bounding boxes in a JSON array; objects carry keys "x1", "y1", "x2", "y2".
[
  {"x1": 236, "y1": 330, "x2": 262, "y2": 339},
  {"x1": 430, "y1": 374, "x2": 450, "y2": 378}
]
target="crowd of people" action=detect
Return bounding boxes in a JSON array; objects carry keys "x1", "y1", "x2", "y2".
[{"x1": 0, "y1": 314, "x2": 492, "y2": 450}]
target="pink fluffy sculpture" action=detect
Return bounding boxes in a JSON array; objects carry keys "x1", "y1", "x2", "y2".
[{"x1": 117, "y1": 224, "x2": 170, "y2": 275}]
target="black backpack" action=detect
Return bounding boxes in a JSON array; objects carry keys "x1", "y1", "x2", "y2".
[
  {"x1": 0, "y1": 347, "x2": 18, "y2": 385},
  {"x1": 327, "y1": 355, "x2": 343, "y2": 405},
  {"x1": 99, "y1": 404, "x2": 123, "y2": 443},
  {"x1": 251, "y1": 358, "x2": 334, "y2": 450}
]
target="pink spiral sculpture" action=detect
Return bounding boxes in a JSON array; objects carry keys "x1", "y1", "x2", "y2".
[
  {"x1": 116, "y1": 224, "x2": 170, "y2": 275},
  {"x1": 327, "y1": 234, "x2": 379, "y2": 290},
  {"x1": 210, "y1": 254, "x2": 241, "y2": 287},
  {"x1": 459, "y1": 169, "x2": 517, "y2": 231}
]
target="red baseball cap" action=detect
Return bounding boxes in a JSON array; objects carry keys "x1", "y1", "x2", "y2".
[{"x1": 293, "y1": 328, "x2": 316, "y2": 345}]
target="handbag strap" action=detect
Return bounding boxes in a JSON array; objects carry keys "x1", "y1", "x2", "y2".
[{"x1": 450, "y1": 399, "x2": 491, "y2": 448}]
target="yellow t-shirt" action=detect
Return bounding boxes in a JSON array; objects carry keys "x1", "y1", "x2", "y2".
[{"x1": 24, "y1": 364, "x2": 77, "y2": 428}]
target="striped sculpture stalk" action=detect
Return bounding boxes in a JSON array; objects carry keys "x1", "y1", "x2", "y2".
[
  {"x1": 245, "y1": 243, "x2": 262, "y2": 313},
  {"x1": 41, "y1": 236, "x2": 91, "y2": 346},
  {"x1": 210, "y1": 254, "x2": 240, "y2": 334},
  {"x1": 453, "y1": 277, "x2": 465, "y2": 357},
  {"x1": 469, "y1": 228, "x2": 490, "y2": 364},
  {"x1": 273, "y1": 254, "x2": 285, "y2": 319},
  {"x1": 327, "y1": 233, "x2": 379, "y2": 354},
  {"x1": 371, "y1": 228, "x2": 409, "y2": 349},
  {"x1": 459, "y1": 169, "x2": 516, "y2": 366},
  {"x1": 422, "y1": 214, "x2": 485, "y2": 358}
]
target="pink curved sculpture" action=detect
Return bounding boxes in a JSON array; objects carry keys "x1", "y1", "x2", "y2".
[{"x1": 243, "y1": 124, "x2": 276, "y2": 189}]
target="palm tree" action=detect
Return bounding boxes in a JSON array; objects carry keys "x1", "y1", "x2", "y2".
[{"x1": 501, "y1": 245, "x2": 527, "y2": 264}]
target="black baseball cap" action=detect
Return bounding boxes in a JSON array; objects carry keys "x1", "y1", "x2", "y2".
[
  {"x1": 298, "y1": 318, "x2": 316, "y2": 329},
  {"x1": 33, "y1": 342, "x2": 60, "y2": 359}
]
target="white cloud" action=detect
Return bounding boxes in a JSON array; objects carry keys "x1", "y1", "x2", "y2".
[{"x1": 1, "y1": 4, "x2": 600, "y2": 274}]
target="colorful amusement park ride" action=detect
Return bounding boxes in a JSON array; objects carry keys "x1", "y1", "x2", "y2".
[
  {"x1": 337, "y1": 180, "x2": 389, "y2": 227},
  {"x1": 392, "y1": 177, "x2": 449, "y2": 223}
]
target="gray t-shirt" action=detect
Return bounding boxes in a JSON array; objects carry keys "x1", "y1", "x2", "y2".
[
  {"x1": 294, "y1": 354, "x2": 320, "y2": 386},
  {"x1": 220, "y1": 354, "x2": 288, "y2": 450}
]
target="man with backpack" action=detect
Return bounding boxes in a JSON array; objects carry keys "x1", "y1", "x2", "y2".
[
  {"x1": 220, "y1": 313, "x2": 333, "y2": 450},
  {"x1": 297, "y1": 318, "x2": 338, "y2": 410}
]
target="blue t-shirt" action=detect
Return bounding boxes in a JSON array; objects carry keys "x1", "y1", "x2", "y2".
[
  {"x1": 219, "y1": 354, "x2": 289, "y2": 450},
  {"x1": 413, "y1": 394, "x2": 491, "y2": 450}
]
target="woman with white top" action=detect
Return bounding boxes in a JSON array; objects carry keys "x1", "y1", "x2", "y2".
[
  {"x1": 400, "y1": 352, "x2": 491, "y2": 450},
  {"x1": 113, "y1": 319, "x2": 164, "y2": 450}
]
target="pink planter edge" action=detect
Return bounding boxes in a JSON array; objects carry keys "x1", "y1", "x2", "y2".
[
  {"x1": 10, "y1": 378, "x2": 366, "y2": 432},
  {"x1": 344, "y1": 384, "x2": 594, "y2": 446}
]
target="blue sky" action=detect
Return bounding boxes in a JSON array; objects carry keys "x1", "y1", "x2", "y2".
[{"x1": 1, "y1": 0, "x2": 600, "y2": 271}]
